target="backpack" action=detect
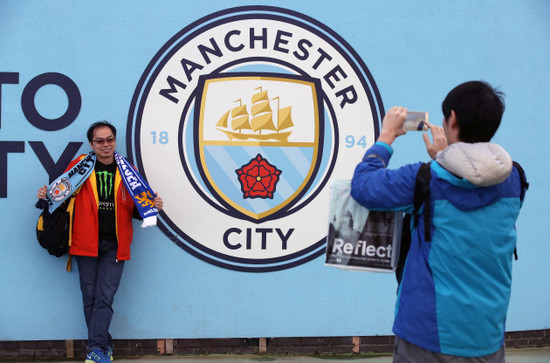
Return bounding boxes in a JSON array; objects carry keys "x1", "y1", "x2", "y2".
[
  {"x1": 36, "y1": 195, "x2": 76, "y2": 257},
  {"x1": 395, "y1": 161, "x2": 529, "y2": 285},
  {"x1": 396, "y1": 162, "x2": 431, "y2": 284}
]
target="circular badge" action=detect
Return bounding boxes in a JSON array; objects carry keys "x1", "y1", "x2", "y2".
[
  {"x1": 49, "y1": 177, "x2": 72, "y2": 202},
  {"x1": 127, "y1": 6, "x2": 383, "y2": 272}
]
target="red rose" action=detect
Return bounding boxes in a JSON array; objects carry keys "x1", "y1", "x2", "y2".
[{"x1": 236, "y1": 154, "x2": 282, "y2": 199}]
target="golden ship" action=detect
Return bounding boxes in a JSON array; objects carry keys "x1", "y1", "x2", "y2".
[{"x1": 215, "y1": 87, "x2": 294, "y2": 142}]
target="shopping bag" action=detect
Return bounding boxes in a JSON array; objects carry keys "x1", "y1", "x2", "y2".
[{"x1": 325, "y1": 180, "x2": 402, "y2": 272}]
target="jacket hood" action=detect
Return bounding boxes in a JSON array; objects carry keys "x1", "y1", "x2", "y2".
[{"x1": 435, "y1": 142, "x2": 513, "y2": 187}]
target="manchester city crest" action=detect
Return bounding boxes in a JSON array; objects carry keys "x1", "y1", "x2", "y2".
[
  {"x1": 127, "y1": 6, "x2": 383, "y2": 271},
  {"x1": 49, "y1": 177, "x2": 72, "y2": 202},
  {"x1": 196, "y1": 74, "x2": 323, "y2": 222}
]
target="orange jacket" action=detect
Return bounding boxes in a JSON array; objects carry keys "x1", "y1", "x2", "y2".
[{"x1": 66, "y1": 155, "x2": 136, "y2": 260}]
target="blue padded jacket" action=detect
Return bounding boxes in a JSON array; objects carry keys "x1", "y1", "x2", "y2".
[{"x1": 351, "y1": 141, "x2": 524, "y2": 357}]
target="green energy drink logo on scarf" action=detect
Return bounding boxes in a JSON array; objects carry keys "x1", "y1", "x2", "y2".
[{"x1": 127, "y1": 6, "x2": 383, "y2": 272}]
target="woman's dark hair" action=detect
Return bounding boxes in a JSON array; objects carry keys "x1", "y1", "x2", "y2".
[
  {"x1": 442, "y1": 81, "x2": 505, "y2": 143},
  {"x1": 87, "y1": 121, "x2": 117, "y2": 142}
]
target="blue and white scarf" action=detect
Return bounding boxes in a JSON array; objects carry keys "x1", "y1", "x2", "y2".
[
  {"x1": 36, "y1": 151, "x2": 158, "y2": 228},
  {"x1": 113, "y1": 152, "x2": 158, "y2": 227}
]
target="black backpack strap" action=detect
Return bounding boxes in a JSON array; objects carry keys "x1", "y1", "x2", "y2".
[
  {"x1": 512, "y1": 161, "x2": 529, "y2": 260},
  {"x1": 395, "y1": 163, "x2": 432, "y2": 286},
  {"x1": 395, "y1": 162, "x2": 432, "y2": 286},
  {"x1": 512, "y1": 161, "x2": 529, "y2": 203},
  {"x1": 412, "y1": 162, "x2": 432, "y2": 242},
  {"x1": 396, "y1": 213, "x2": 412, "y2": 285}
]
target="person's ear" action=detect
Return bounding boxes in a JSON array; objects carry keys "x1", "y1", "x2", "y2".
[{"x1": 449, "y1": 110, "x2": 459, "y2": 130}]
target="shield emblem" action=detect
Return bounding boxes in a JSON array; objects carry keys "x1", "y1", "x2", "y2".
[{"x1": 195, "y1": 73, "x2": 324, "y2": 222}]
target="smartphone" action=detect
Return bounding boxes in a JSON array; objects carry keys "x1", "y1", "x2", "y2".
[{"x1": 403, "y1": 111, "x2": 429, "y2": 131}]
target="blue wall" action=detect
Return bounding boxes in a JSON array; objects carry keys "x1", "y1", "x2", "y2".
[{"x1": 1, "y1": 0, "x2": 548, "y2": 340}]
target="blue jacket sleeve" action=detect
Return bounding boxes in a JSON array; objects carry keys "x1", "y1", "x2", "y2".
[{"x1": 350, "y1": 142, "x2": 422, "y2": 212}]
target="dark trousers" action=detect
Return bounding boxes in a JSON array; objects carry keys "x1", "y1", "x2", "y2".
[
  {"x1": 76, "y1": 240, "x2": 124, "y2": 352},
  {"x1": 393, "y1": 336, "x2": 505, "y2": 363}
]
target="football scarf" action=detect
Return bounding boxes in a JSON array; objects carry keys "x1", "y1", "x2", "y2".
[
  {"x1": 113, "y1": 151, "x2": 158, "y2": 228},
  {"x1": 36, "y1": 151, "x2": 158, "y2": 228},
  {"x1": 36, "y1": 152, "x2": 96, "y2": 214}
]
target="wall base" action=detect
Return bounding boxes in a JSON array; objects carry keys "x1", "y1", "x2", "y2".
[{"x1": 1, "y1": 330, "x2": 548, "y2": 360}]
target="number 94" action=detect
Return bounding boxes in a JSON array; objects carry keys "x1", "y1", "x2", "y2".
[{"x1": 345, "y1": 135, "x2": 367, "y2": 148}]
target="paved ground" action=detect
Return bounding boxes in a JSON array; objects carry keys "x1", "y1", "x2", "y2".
[{"x1": 44, "y1": 347, "x2": 550, "y2": 363}]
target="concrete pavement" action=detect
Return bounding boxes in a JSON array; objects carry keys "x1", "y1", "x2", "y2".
[{"x1": 44, "y1": 347, "x2": 550, "y2": 363}]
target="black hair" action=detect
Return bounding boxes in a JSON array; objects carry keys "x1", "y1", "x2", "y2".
[
  {"x1": 442, "y1": 81, "x2": 505, "y2": 143},
  {"x1": 87, "y1": 121, "x2": 117, "y2": 142}
]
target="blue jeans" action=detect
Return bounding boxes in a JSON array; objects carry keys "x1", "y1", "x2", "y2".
[{"x1": 76, "y1": 240, "x2": 124, "y2": 353}]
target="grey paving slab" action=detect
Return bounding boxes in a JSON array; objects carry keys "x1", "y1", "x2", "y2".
[
  {"x1": 86, "y1": 356, "x2": 394, "y2": 362},
  {"x1": 38, "y1": 347, "x2": 550, "y2": 363}
]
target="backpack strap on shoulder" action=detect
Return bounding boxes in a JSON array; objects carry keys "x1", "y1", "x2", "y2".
[
  {"x1": 512, "y1": 161, "x2": 529, "y2": 260},
  {"x1": 512, "y1": 161, "x2": 529, "y2": 203},
  {"x1": 395, "y1": 162, "x2": 432, "y2": 286},
  {"x1": 413, "y1": 162, "x2": 432, "y2": 241}
]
